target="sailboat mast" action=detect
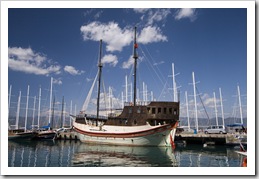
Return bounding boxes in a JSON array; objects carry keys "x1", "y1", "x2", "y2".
[
  {"x1": 70, "y1": 100, "x2": 72, "y2": 127},
  {"x1": 8, "y1": 85, "x2": 12, "y2": 120},
  {"x1": 96, "y1": 39, "x2": 103, "y2": 119},
  {"x1": 16, "y1": 90, "x2": 21, "y2": 130},
  {"x1": 237, "y1": 85, "x2": 243, "y2": 124},
  {"x1": 219, "y1": 88, "x2": 225, "y2": 126},
  {"x1": 185, "y1": 91, "x2": 190, "y2": 130},
  {"x1": 24, "y1": 85, "x2": 30, "y2": 132},
  {"x1": 192, "y1": 72, "x2": 199, "y2": 132},
  {"x1": 32, "y1": 96, "x2": 36, "y2": 128},
  {"x1": 125, "y1": 75, "x2": 128, "y2": 102},
  {"x1": 213, "y1": 92, "x2": 218, "y2": 126},
  {"x1": 49, "y1": 77, "x2": 53, "y2": 130},
  {"x1": 37, "y1": 87, "x2": 41, "y2": 129},
  {"x1": 172, "y1": 63, "x2": 177, "y2": 102},
  {"x1": 51, "y1": 96, "x2": 55, "y2": 130},
  {"x1": 60, "y1": 96, "x2": 64, "y2": 128},
  {"x1": 133, "y1": 26, "x2": 138, "y2": 106}
]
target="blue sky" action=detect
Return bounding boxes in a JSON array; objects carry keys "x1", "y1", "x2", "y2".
[{"x1": 8, "y1": 8, "x2": 247, "y2": 122}]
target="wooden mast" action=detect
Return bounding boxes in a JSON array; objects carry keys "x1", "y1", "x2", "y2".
[
  {"x1": 133, "y1": 27, "x2": 138, "y2": 106},
  {"x1": 96, "y1": 39, "x2": 103, "y2": 122}
]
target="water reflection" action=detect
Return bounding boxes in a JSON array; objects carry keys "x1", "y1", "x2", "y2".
[
  {"x1": 72, "y1": 144, "x2": 178, "y2": 167},
  {"x1": 174, "y1": 144, "x2": 240, "y2": 167},
  {"x1": 8, "y1": 140, "x2": 242, "y2": 167}
]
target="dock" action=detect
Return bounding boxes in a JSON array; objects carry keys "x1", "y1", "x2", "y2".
[
  {"x1": 175, "y1": 133, "x2": 247, "y2": 146},
  {"x1": 55, "y1": 131, "x2": 79, "y2": 140}
]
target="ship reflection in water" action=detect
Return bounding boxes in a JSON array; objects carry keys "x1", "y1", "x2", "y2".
[
  {"x1": 8, "y1": 140, "x2": 243, "y2": 167},
  {"x1": 72, "y1": 143, "x2": 178, "y2": 167}
]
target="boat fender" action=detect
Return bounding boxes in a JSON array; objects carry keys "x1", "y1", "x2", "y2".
[
  {"x1": 242, "y1": 157, "x2": 247, "y2": 167},
  {"x1": 170, "y1": 133, "x2": 176, "y2": 149}
]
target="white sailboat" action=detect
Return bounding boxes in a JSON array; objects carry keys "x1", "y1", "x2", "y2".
[
  {"x1": 8, "y1": 86, "x2": 37, "y2": 140},
  {"x1": 72, "y1": 27, "x2": 179, "y2": 147},
  {"x1": 34, "y1": 77, "x2": 57, "y2": 140}
]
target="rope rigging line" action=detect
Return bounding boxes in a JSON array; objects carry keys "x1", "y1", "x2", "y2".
[
  {"x1": 138, "y1": 45, "x2": 174, "y2": 101},
  {"x1": 77, "y1": 46, "x2": 99, "y2": 110},
  {"x1": 140, "y1": 45, "x2": 167, "y2": 87},
  {"x1": 195, "y1": 86, "x2": 210, "y2": 126}
]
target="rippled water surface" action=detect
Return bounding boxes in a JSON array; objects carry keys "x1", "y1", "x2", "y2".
[{"x1": 8, "y1": 140, "x2": 244, "y2": 167}]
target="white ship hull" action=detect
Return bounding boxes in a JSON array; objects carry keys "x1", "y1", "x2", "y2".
[{"x1": 73, "y1": 121, "x2": 177, "y2": 147}]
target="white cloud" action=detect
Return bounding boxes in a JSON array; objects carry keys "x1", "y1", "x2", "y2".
[
  {"x1": 138, "y1": 26, "x2": 167, "y2": 44},
  {"x1": 197, "y1": 93, "x2": 220, "y2": 108},
  {"x1": 83, "y1": 9, "x2": 94, "y2": 17},
  {"x1": 122, "y1": 56, "x2": 134, "y2": 69},
  {"x1": 53, "y1": 78, "x2": 62, "y2": 85},
  {"x1": 8, "y1": 47, "x2": 61, "y2": 76},
  {"x1": 122, "y1": 55, "x2": 144, "y2": 69},
  {"x1": 175, "y1": 8, "x2": 197, "y2": 21},
  {"x1": 133, "y1": 9, "x2": 171, "y2": 26},
  {"x1": 102, "y1": 54, "x2": 118, "y2": 67},
  {"x1": 64, "y1": 65, "x2": 84, "y2": 75},
  {"x1": 147, "y1": 9, "x2": 171, "y2": 25},
  {"x1": 133, "y1": 8, "x2": 150, "y2": 13},
  {"x1": 80, "y1": 21, "x2": 132, "y2": 52},
  {"x1": 80, "y1": 21, "x2": 168, "y2": 54},
  {"x1": 80, "y1": 21, "x2": 167, "y2": 52},
  {"x1": 94, "y1": 10, "x2": 103, "y2": 19},
  {"x1": 86, "y1": 77, "x2": 93, "y2": 82}
]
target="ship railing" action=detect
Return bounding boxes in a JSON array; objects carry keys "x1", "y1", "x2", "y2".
[
  {"x1": 124, "y1": 101, "x2": 150, "y2": 106},
  {"x1": 77, "y1": 113, "x2": 108, "y2": 120}
]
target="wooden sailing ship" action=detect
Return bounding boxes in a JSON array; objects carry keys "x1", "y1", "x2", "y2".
[{"x1": 72, "y1": 27, "x2": 179, "y2": 147}]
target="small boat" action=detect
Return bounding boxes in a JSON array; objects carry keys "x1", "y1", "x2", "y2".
[
  {"x1": 73, "y1": 27, "x2": 179, "y2": 147},
  {"x1": 33, "y1": 78, "x2": 57, "y2": 140},
  {"x1": 8, "y1": 88, "x2": 37, "y2": 140},
  {"x1": 34, "y1": 130, "x2": 57, "y2": 140},
  {"x1": 33, "y1": 123, "x2": 57, "y2": 140},
  {"x1": 8, "y1": 129, "x2": 37, "y2": 140}
]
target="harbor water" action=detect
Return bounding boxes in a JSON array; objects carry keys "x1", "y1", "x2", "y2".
[{"x1": 8, "y1": 140, "x2": 244, "y2": 167}]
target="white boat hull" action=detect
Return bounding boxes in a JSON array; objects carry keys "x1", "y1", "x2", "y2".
[{"x1": 73, "y1": 121, "x2": 177, "y2": 147}]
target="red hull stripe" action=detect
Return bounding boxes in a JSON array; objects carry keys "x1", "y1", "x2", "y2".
[{"x1": 74, "y1": 124, "x2": 172, "y2": 138}]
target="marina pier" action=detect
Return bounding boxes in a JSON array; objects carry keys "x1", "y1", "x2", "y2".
[{"x1": 175, "y1": 133, "x2": 247, "y2": 146}]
